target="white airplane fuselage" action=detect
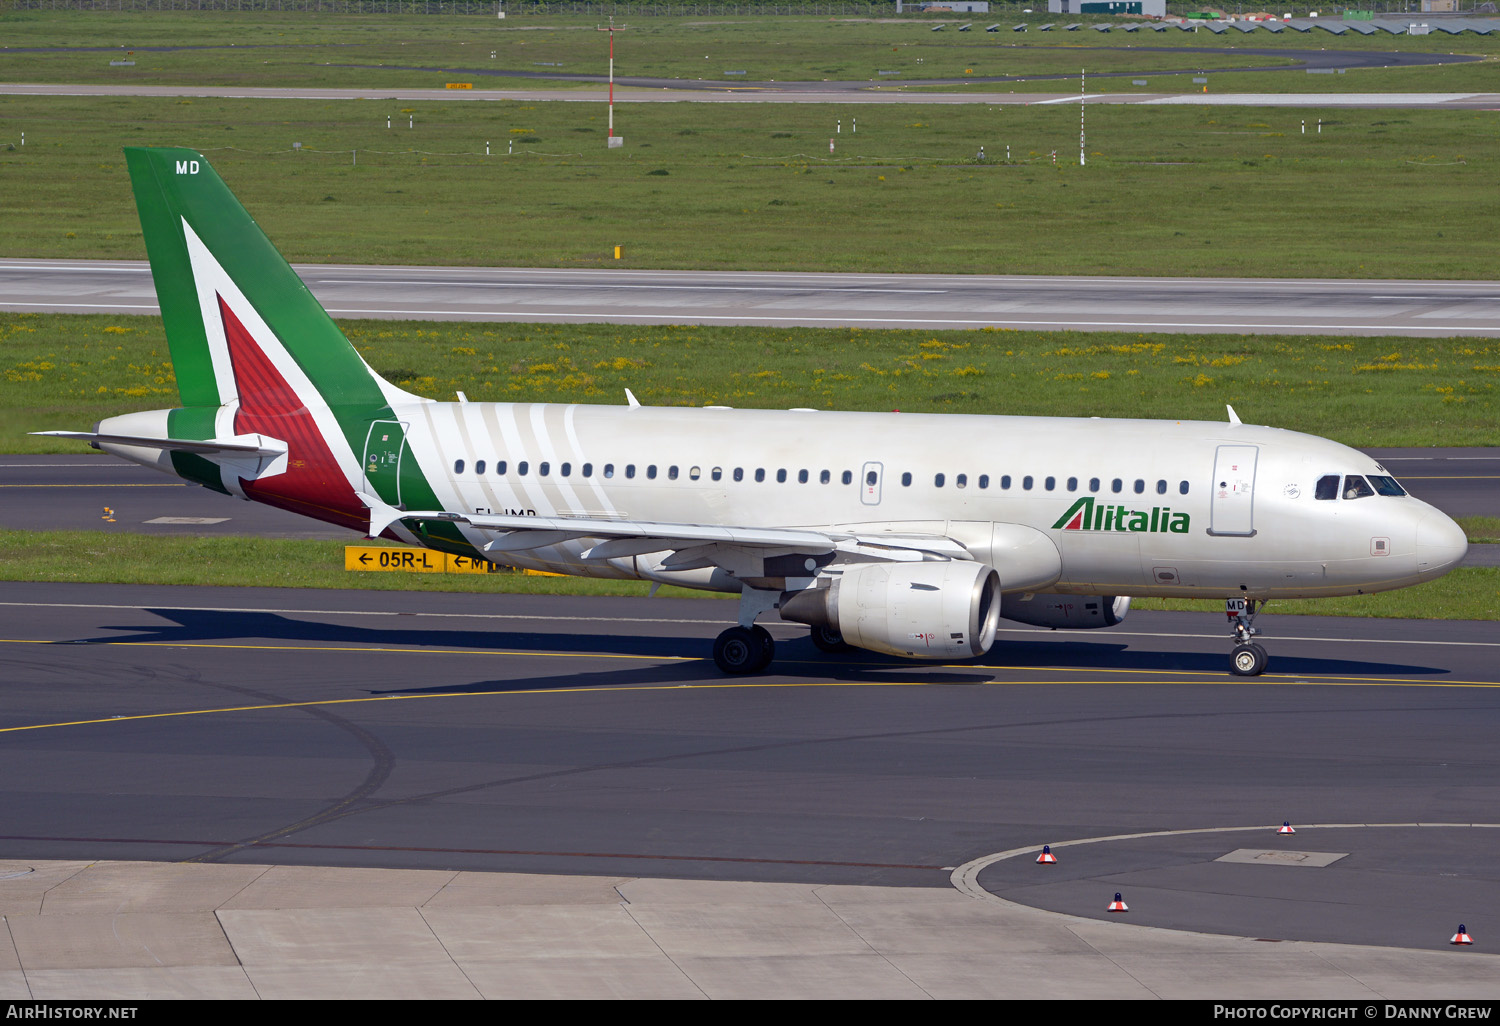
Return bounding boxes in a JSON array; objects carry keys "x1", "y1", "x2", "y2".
[{"x1": 103, "y1": 400, "x2": 1469, "y2": 603}]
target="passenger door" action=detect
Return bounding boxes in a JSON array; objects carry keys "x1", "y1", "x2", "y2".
[{"x1": 1208, "y1": 444, "x2": 1258, "y2": 537}]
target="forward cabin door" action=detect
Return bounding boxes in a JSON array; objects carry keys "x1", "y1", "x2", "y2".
[
  {"x1": 860, "y1": 461, "x2": 883, "y2": 506},
  {"x1": 362, "y1": 420, "x2": 410, "y2": 508},
  {"x1": 1208, "y1": 444, "x2": 1258, "y2": 537}
]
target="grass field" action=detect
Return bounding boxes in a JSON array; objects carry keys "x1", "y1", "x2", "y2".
[
  {"x1": 2, "y1": 94, "x2": 1496, "y2": 277},
  {"x1": 1, "y1": 12, "x2": 1496, "y2": 90},
  {"x1": 6, "y1": 312, "x2": 1495, "y2": 451},
  {"x1": 1, "y1": 528, "x2": 1492, "y2": 621}
]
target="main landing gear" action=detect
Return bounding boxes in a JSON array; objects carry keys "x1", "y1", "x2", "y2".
[
  {"x1": 1227, "y1": 598, "x2": 1268, "y2": 676},
  {"x1": 712, "y1": 588, "x2": 780, "y2": 675},
  {"x1": 712, "y1": 625, "x2": 775, "y2": 675}
]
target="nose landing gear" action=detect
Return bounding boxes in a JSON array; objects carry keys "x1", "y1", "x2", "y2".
[{"x1": 1227, "y1": 598, "x2": 1268, "y2": 676}]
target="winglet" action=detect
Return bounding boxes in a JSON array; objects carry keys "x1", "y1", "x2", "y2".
[{"x1": 1226, "y1": 404, "x2": 1242, "y2": 426}]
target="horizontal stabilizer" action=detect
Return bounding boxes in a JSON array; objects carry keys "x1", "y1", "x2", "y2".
[{"x1": 32, "y1": 430, "x2": 288, "y2": 458}]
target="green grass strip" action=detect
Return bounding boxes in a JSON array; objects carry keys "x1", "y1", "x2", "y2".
[
  {"x1": 6, "y1": 313, "x2": 1495, "y2": 451},
  {"x1": 2, "y1": 93, "x2": 1496, "y2": 279},
  {"x1": 1456, "y1": 517, "x2": 1500, "y2": 545}
]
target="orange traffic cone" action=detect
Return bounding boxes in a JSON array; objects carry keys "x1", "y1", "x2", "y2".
[
  {"x1": 1278, "y1": 822, "x2": 1296, "y2": 835},
  {"x1": 1107, "y1": 892, "x2": 1128, "y2": 912},
  {"x1": 1451, "y1": 925, "x2": 1474, "y2": 946},
  {"x1": 1036, "y1": 845, "x2": 1056, "y2": 864}
]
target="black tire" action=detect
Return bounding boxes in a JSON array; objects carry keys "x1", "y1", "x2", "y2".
[
  {"x1": 750, "y1": 625, "x2": 776, "y2": 672},
  {"x1": 809, "y1": 624, "x2": 851, "y2": 654},
  {"x1": 1230, "y1": 642, "x2": 1268, "y2": 677},
  {"x1": 714, "y1": 626, "x2": 765, "y2": 675}
]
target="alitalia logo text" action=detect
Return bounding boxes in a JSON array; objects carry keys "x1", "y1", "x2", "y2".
[{"x1": 1051, "y1": 497, "x2": 1190, "y2": 534}]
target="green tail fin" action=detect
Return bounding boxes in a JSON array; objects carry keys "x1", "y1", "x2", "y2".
[{"x1": 124, "y1": 147, "x2": 393, "y2": 412}]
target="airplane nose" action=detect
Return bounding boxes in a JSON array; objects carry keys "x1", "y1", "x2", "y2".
[{"x1": 1415, "y1": 512, "x2": 1468, "y2": 572}]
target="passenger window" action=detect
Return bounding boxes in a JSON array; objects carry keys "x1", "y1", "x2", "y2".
[
  {"x1": 902, "y1": 472, "x2": 913, "y2": 487},
  {"x1": 475, "y1": 460, "x2": 486, "y2": 475},
  {"x1": 497, "y1": 460, "x2": 507, "y2": 475},
  {"x1": 776, "y1": 469, "x2": 787, "y2": 483},
  {"x1": 1023, "y1": 475, "x2": 1033, "y2": 490},
  {"x1": 690, "y1": 467, "x2": 702, "y2": 481},
  {"x1": 603, "y1": 463, "x2": 614, "y2": 478},
  {"x1": 625, "y1": 465, "x2": 636, "y2": 479},
  {"x1": 1368, "y1": 475, "x2": 1406, "y2": 496},
  {"x1": 668, "y1": 466, "x2": 679, "y2": 480},
  {"x1": 1156, "y1": 479, "x2": 1167, "y2": 494},
  {"x1": 979, "y1": 474, "x2": 989, "y2": 489},
  {"x1": 582, "y1": 463, "x2": 592, "y2": 478},
  {"x1": 1179, "y1": 480, "x2": 1189, "y2": 495},
  {"x1": 733, "y1": 468, "x2": 743, "y2": 482},
  {"x1": 956, "y1": 473, "x2": 967, "y2": 489},
  {"x1": 820, "y1": 470, "x2": 831, "y2": 485},
  {"x1": 454, "y1": 459, "x2": 465, "y2": 474},
  {"x1": 539, "y1": 461, "x2": 550, "y2": 476},
  {"x1": 1067, "y1": 477, "x2": 1078, "y2": 492},
  {"x1": 1343, "y1": 475, "x2": 1375, "y2": 500},
  {"x1": 1315, "y1": 474, "x2": 1338, "y2": 500},
  {"x1": 1001, "y1": 475, "x2": 1011, "y2": 489},
  {"x1": 842, "y1": 470, "x2": 853, "y2": 485},
  {"x1": 935, "y1": 473, "x2": 945, "y2": 488},
  {"x1": 1044, "y1": 476, "x2": 1055, "y2": 491},
  {"x1": 866, "y1": 470, "x2": 877, "y2": 487},
  {"x1": 1134, "y1": 479, "x2": 1145, "y2": 494},
  {"x1": 518, "y1": 461, "x2": 528, "y2": 476},
  {"x1": 647, "y1": 465, "x2": 657, "y2": 480},
  {"x1": 1090, "y1": 477, "x2": 1100, "y2": 492},
  {"x1": 1111, "y1": 478, "x2": 1123, "y2": 493},
  {"x1": 755, "y1": 469, "x2": 765, "y2": 483},
  {"x1": 560, "y1": 462, "x2": 571, "y2": 477},
  {"x1": 798, "y1": 469, "x2": 809, "y2": 484}
]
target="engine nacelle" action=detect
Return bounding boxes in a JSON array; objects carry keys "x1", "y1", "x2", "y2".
[
  {"x1": 780, "y1": 560, "x2": 1001, "y2": 660},
  {"x1": 1002, "y1": 593, "x2": 1130, "y2": 630}
]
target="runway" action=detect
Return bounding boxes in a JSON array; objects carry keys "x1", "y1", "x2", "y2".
[
  {"x1": 5, "y1": 260, "x2": 1499, "y2": 336},
  {"x1": 1, "y1": 580, "x2": 1499, "y2": 957}
]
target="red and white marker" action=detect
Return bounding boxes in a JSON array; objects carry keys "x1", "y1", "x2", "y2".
[
  {"x1": 1036, "y1": 845, "x2": 1056, "y2": 864},
  {"x1": 1107, "y1": 892, "x2": 1128, "y2": 912},
  {"x1": 1452, "y1": 925, "x2": 1474, "y2": 946},
  {"x1": 1278, "y1": 822, "x2": 1296, "y2": 835}
]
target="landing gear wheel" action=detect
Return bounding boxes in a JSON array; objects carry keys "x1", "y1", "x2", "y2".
[
  {"x1": 809, "y1": 624, "x2": 851, "y2": 654},
  {"x1": 714, "y1": 626, "x2": 774, "y2": 675},
  {"x1": 750, "y1": 625, "x2": 775, "y2": 672},
  {"x1": 1230, "y1": 642, "x2": 1268, "y2": 677}
]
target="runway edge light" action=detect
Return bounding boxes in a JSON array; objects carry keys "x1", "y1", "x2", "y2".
[
  {"x1": 1452, "y1": 925, "x2": 1474, "y2": 946},
  {"x1": 1036, "y1": 845, "x2": 1056, "y2": 864},
  {"x1": 1108, "y1": 892, "x2": 1128, "y2": 912},
  {"x1": 1279, "y1": 821, "x2": 1296, "y2": 834}
]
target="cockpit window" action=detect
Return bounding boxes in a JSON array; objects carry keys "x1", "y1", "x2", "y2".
[
  {"x1": 1367, "y1": 475, "x2": 1407, "y2": 497},
  {"x1": 1315, "y1": 475, "x2": 1339, "y2": 501},
  {"x1": 1343, "y1": 475, "x2": 1375, "y2": 500}
]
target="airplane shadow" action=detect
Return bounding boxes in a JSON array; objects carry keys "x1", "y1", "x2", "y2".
[
  {"x1": 979, "y1": 636, "x2": 1449, "y2": 679},
  {"x1": 63, "y1": 607, "x2": 1453, "y2": 691}
]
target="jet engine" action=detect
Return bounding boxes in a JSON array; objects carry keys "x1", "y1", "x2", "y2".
[
  {"x1": 780, "y1": 560, "x2": 1001, "y2": 659},
  {"x1": 1002, "y1": 593, "x2": 1130, "y2": 629}
]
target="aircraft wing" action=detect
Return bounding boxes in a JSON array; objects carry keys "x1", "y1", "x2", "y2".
[{"x1": 356, "y1": 492, "x2": 971, "y2": 574}]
